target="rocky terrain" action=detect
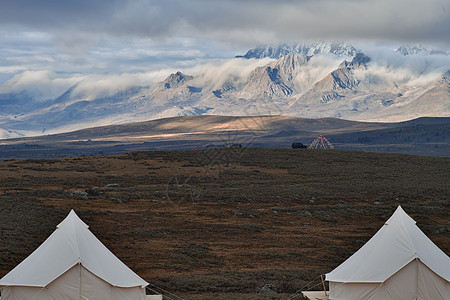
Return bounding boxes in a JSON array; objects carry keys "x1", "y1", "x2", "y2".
[{"x1": 0, "y1": 148, "x2": 448, "y2": 299}]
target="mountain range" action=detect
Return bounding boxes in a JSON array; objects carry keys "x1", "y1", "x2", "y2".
[
  {"x1": 236, "y1": 41, "x2": 359, "y2": 59},
  {"x1": 0, "y1": 42, "x2": 449, "y2": 139},
  {"x1": 238, "y1": 42, "x2": 449, "y2": 59}
]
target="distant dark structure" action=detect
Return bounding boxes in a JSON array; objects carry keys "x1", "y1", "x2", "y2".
[
  {"x1": 227, "y1": 143, "x2": 242, "y2": 148},
  {"x1": 292, "y1": 143, "x2": 308, "y2": 149}
]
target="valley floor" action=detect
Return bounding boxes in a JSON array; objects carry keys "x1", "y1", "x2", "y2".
[{"x1": 0, "y1": 149, "x2": 448, "y2": 299}]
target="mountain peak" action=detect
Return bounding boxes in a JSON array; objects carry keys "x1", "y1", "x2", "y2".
[
  {"x1": 237, "y1": 41, "x2": 359, "y2": 59},
  {"x1": 339, "y1": 52, "x2": 371, "y2": 70},
  {"x1": 350, "y1": 52, "x2": 371, "y2": 68},
  {"x1": 161, "y1": 71, "x2": 194, "y2": 90}
]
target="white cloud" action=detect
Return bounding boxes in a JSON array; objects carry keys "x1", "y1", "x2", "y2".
[
  {"x1": 0, "y1": 57, "x2": 274, "y2": 102},
  {"x1": 0, "y1": 70, "x2": 173, "y2": 101},
  {"x1": 187, "y1": 57, "x2": 275, "y2": 89},
  {"x1": 353, "y1": 47, "x2": 450, "y2": 91},
  {"x1": 70, "y1": 71, "x2": 173, "y2": 99},
  {"x1": 0, "y1": 55, "x2": 277, "y2": 104},
  {"x1": 0, "y1": 71, "x2": 82, "y2": 101}
]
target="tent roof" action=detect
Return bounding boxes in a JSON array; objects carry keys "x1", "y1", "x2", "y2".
[
  {"x1": 326, "y1": 206, "x2": 450, "y2": 283},
  {"x1": 0, "y1": 210, "x2": 149, "y2": 288}
]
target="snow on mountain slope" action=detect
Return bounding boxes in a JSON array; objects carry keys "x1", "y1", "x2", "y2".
[
  {"x1": 237, "y1": 41, "x2": 358, "y2": 59},
  {"x1": 396, "y1": 45, "x2": 448, "y2": 56}
]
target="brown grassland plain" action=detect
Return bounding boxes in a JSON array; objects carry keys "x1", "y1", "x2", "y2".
[{"x1": 0, "y1": 148, "x2": 449, "y2": 299}]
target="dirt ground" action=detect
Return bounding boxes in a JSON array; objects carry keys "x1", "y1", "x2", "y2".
[{"x1": 0, "y1": 148, "x2": 449, "y2": 299}]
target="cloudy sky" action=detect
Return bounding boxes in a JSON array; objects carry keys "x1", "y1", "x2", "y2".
[{"x1": 1, "y1": 0, "x2": 449, "y2": 86}]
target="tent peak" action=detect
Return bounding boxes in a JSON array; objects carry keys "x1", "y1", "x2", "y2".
[
  {"x1": 385, "y1": 205, "x2": 416, "y2": 226},
  {"x1": 57, "y1": 209, "x2": 89, "y2": 229}
]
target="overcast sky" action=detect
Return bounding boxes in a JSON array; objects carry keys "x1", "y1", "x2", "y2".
[{"x1": 1, "y1": 0, "x2": 449, "y2": 85}]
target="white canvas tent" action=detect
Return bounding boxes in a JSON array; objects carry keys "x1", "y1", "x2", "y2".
[
  {"x1": 324, "y1": 206, "x2": 450, "y2": 300},
  {"x1": 0, "y1": 210, "x2": 149, "y2": 300}
]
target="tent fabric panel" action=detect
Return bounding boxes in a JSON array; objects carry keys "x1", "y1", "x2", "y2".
[
  {"x1": 43, "y1": 265, "x2": 80, "y2": 300},
  {"x1": 381, "y1": 259, "x2": 418, "y2": 299},
  {"x1": 81, "y1": 265, "x2": 146, "y2": 300},
  {"x1": 2, "y1": 287, "x2": 46, "y2": 300},
  {"x1": 380, "y1": 259, "x2": 450, "y2": 299},
  {"x1": 328, "y1": 262, "x2": 418, "y2": 300},
  {"x1": 0, "y1": 265, "x2": 146, "y2": 300},
  {"x1": 301, "y1": 291, "x2": 329, "y2": 299},
  {"x1": 110, "y1": 286, "x2": 147, "y2": 300},
  {"x1": 329, "y1": 260, "x2": 450, "y2": 300},
  {"x1": 81, "y1": 265, "x2": 111, "y2": 300},
  {"x1": 147, "y1": 296, "x2": 164, "y2": 300},
  {"x1": 329, "y1": 282, "x2": 384, "y2": 300},
  {"x1": 1, "y1": 265, "x2": 80, "y2": 300},
  {"x1": 417, "y1": 260, "x2": 450, "y2": 299}
]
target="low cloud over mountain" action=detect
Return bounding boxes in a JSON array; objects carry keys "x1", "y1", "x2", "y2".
[{"x1": 0, "y1": 42, "x2": 449, "y2": 139}]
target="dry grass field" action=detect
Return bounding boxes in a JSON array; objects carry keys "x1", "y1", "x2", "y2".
[{"x1": 0, "y1": 148, "x2": 449, "y2": 299}]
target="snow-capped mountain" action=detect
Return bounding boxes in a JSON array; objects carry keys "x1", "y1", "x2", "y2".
[
  {"x1": 236, "y1": 41, "x2": 359, "y2": 59},
  {"x1": 1, "y1": 44, "x2": 449, "y2": 138},
  {"x1": 396, "y1": 45, "x2": 448, "y2": 56}
]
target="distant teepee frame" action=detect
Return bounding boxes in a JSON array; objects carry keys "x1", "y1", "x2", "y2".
[{"x1": 309, "y1": 136, "x2": 334, "y2": 149}]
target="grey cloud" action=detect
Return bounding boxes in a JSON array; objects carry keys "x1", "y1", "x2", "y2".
[
  {"x1": 1, "y1": 0, "x2": 449, "y2": 47},
  {"x1": 1, "y1": 0, "x2": 449, "y2": 85},
  {"x1": 0, "y1": 0, "x2": 120, "y2": 28}
]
